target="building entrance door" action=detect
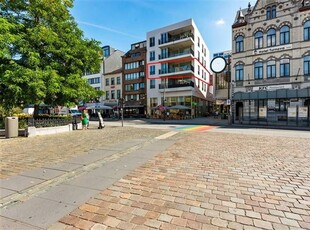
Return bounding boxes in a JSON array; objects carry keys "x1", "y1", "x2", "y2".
[{"x1": 235, "y1": 102, "x2": 243, "y2": 123}]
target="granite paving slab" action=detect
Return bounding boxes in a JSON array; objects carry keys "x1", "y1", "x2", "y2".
[
  {"x1": 0, "y1": 197, "x2": 76, "y2": 229},
  {"x1": 63, "y1": 151, "x2": 114, "y2": 165},
  {"x1": 64, "y1": 173, "x2": 116, "y2": 190},
  {"x1": 0, "y1": 216, "x2": 41, "y2": 230},
  {"x1": 38, "y1": 184, "x2": 99, "y2": 206},
  {"x1": 20, "y1": 168, "x2": 66, "y2": 180},
  {"x1": 0, "y1": 175, "x2": 44, "y2": 192},
  {"x1": 0, "y1": 188, "x2": 16, "y2": 199},
  {"x1": 43, "y1": 162, "x2": 82, "y2": 172}
]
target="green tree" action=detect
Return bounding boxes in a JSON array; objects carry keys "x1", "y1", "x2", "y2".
[{"x1": 0, "y1": 0, "x2": 104, "y2": 114}]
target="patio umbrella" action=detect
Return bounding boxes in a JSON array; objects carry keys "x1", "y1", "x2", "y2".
[
  {"x1": 86, "y1": 105, "x2": 113, "y2": 110},
  {"x1": 168, "y1": 105, "x2": 191, "y2": 110}
]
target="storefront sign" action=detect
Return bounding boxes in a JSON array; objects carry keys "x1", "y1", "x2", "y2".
[
  {"x1": 253, "y1": 44, "x2": 292, "y2": 55},
  {"x1": 259, "y1": 107, "x2": 267, "y2": 117},
  {"x1": 253, "y1": 84, "x2": 291, "y2": 91},
  {"x1": 298, "y1": 107, "x2": 308, "y2": 118},
  {"x1": 216, "y1": 100, "x2": 225, "y2": 105},
  {"x1": 267, "y1": 99, "x2": 276, "y2": 110},
  {"x1": 288, "y1": 107, "x2": 297, "y2": 117}
]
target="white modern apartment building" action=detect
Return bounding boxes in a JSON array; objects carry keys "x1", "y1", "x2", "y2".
[
  {"x1": 231, "y1": 0, "x2": 310, "y2": 127},
  {"x1": 146, "y1": 19, "x2": 212, "y2": 119}
]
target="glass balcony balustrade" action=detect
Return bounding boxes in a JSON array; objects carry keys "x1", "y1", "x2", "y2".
[
  {"x1": 159, "y1": 65, "x2": 194, "y2": 75},
  {"x1": 159, "y1": 48, "x2": 194, "y2": 60},
  {"x1": 159, "y1": 81, "x2": 194, "y2": 89},
  {"x1": 158, "y1": 32, "x2": 194, "y2": 45}
]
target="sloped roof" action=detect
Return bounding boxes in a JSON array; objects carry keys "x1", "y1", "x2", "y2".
[{"x1": 232, "y1": 5, "x2": 254, "y2": 28}]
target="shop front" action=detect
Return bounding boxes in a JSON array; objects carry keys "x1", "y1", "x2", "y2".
[{"x1": 232, "y1": 87, "x2": 310, "y2": 128}]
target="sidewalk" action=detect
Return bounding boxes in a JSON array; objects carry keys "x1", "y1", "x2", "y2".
[{"x1": 0, "y1": 129, "x2": 179, "y2": 229}]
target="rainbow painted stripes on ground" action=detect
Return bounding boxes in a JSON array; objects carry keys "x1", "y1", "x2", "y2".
[{"x1": 175, "y1": 125, "x2": 217, "y2": 132}]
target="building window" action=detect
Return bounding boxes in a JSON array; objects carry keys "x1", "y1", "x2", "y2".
[
  {"x1": 150, "y1": 80, "x2": 155, "y2": 89},
  {"x1": 267, "y1": 60, "x2": 276, "y2": 78},
  {"x1": 304, "y1": 55, "x2": 310, "y2": 75},
  {"x1": 280, "y1": 59, "x2": 290, "y2": 77},
  {"x1": 105, "y1": 78, "x2": 109, "y2": 86},
  {"x1": 117, "y1": 90, "x2": 121, "y2": 99},
  {"x1": 111, "y1": 90, "x2": 115, "y2": 99},
  {"x1": 150, "y1": 51, "x2": 155, "y2": 61},
  {"x1": 266, "y1": 6, "x2": 276, "y2": 19},
  {"x1": 254, "y1": 31, "x2": 263, "y2": 49},
  {"x1": 111, "y1": 78, "x2": 115, "y2": 85},
  {"x1": 304, "y1": 21, "x2": 310, "y2": 41},
  {"x1": 106, "y1": 91, "x2": 110, "y2": 100},
  {"x1": 150, "y1": 65, "x2": 155, "y2": 75},
  {"x1": 150, "y1": 98, "x2": 158, "y2": 107},
  {"x1": 280, "y1": 26, "x2": 290, "y2": 45},
  {"x1": 149, "y1": 37, "x2": 155, "y2": 47},
  {"x1": 235, "y1": 36, "x2": 244, "y2": 53},
  {"x1": 235, "y1": 64, "x2": 244, "y2": 81},
  {"x1": 266, "y1": 7, "x2": 271, "y2": 19},
  {"x1": 161, "y1": 32, "x2": 168, "y2": 44},
  {"x1": 271, "y1": 6, "x2": 276, "y2": 18},
  {"x1": 267, "y1": 28, "x2": 276, "y2": 47},
  {"x1": 117, "y1": 77, "x2": 121, "y2": 84},
  {"x1": 88, "y1": 77, "x2": 100, "y2": 84},
  {"x1": 161, "y1": 48, "x2": 168, "y2": 59},
  {"x1": 254, "y1": 62, "x2": 264, "y2": 79}
]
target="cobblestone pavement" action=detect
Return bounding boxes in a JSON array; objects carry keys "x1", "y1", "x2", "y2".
[
  {"x1": 51, "y1": 131, "x2": 310, "y2": 230},
  {"x1": 0, "y1": 126, "x2": 167, "y2": 179}
]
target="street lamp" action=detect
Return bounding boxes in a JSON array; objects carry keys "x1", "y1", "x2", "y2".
[
  {"x1": 163, "y1": 78, "x2": 167, "y2": 121},
  {"x1": 119, "y1": 98, "x2": 124, "y2": 127}
]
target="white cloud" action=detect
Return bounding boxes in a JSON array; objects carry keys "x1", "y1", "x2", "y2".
[
  {"x1": 215, "y1": 19, "x2": 226, "y2": 26},
  {"x1": 77, "y1": 20, "x2": 143, "y2": 40}
]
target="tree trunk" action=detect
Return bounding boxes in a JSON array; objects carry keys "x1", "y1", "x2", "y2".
[{"x1": 33, "y1": 104, "x2": 40, "y2": 117}]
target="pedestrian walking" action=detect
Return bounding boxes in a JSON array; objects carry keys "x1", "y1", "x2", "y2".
[{"x1": 81, "y1": 110, "x2": 88, "y2": 130}]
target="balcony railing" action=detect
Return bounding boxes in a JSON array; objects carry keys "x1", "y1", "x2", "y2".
[
  {"x1": 159, "y1": 65, "x2": 194, "y2": 75},
  {"x1": 158, "y1": 32, "x2": 194, "y2": 45},
  {"x1": 159, "y1": 82, "x2": 194, "y2": 89},
  {"x1": 159, "y1": 49, "x2": 194, "y2": 60}
]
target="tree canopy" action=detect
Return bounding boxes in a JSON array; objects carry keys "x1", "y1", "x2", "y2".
[{"x1": 0, "y1": 0, "x2": 104, "y2": 112}]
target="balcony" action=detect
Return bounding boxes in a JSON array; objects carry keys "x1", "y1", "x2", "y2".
[
  {"x1": 159, "y1": 82, "x2": 194, "y2": 89},
  {"x1": 159, "y1": 65, "x2": 194, "y2": 75},
  {"x1": 159, "y1": 48, "x2": 194, "y2": 60},
  {"x1": 158, "y1": 82, "x2": 194, "y2": 93},
  {"x1": 158, "y1": 32, "x2": 194, "y2": 48}
]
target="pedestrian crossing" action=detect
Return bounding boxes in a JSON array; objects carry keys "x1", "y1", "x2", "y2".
[{"x1": 175, "y1": 125, "x2": 217, "y2": 132}]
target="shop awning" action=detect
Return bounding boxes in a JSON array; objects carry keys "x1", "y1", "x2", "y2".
[
  {"x1": 233, "y1": 87, "x2": 310, "y2": 100},
  {"x1": 276, "y1": 89, "x2": 287, "y2": 98}
]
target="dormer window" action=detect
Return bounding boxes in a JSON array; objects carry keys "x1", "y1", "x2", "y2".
[{"x1": 266, "y1": 5, "x2": 276, "y2": 20}]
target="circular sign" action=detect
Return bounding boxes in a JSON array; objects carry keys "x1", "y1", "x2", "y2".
[{"x1": 210, "y1": 56, "x2": 227, "y2": 73}]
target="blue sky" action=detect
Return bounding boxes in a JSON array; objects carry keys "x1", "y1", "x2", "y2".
[{"x1": 71, "y1": 0, "x2": 256, "y2": 56}]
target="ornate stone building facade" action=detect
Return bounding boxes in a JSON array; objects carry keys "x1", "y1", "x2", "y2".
[{"x1": 231, "y1": 0, "x2": 310, "y2": 127}]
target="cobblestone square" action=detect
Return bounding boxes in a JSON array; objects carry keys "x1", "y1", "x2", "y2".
[
  {"x1": 47, "y1": 128, "x2": 310, "y2": 229},
  {"x1": 1, "y1": 125, "x2": 310, "y2": 229}
]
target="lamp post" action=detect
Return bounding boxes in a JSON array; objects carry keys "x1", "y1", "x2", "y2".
[
  {"x1": 163, "y1": 78, "x2": 166, "y2": 121},
  {"x1": 119, "y1": 98, "x2": 124, "y2": 127}
]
